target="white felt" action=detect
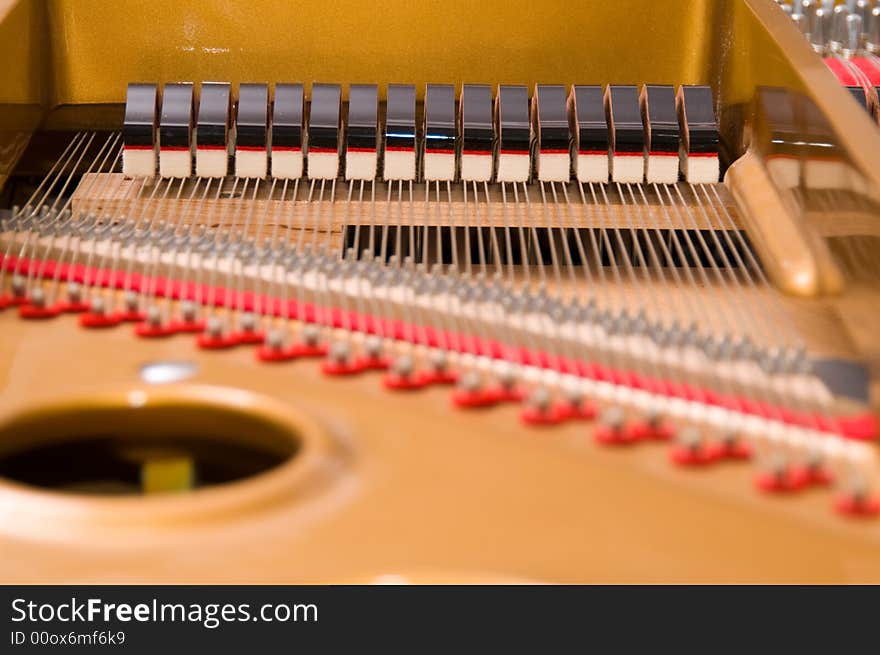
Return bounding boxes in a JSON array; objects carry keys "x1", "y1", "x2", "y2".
[
  {"x1": 195, "y1": 149, "x2": 228, "y2": 178},
  {"x1": 383, "y1": 149, "x2": 416, "y2": 181},
  {"x1": 537, "y1": 152, "x2": 570, "y2": 182},
  {"x1": 460, "y1": 153, "x2": 493, "y2": 182},
  {"x1": 423, "y1": 152, "x2": 455, "y2": 181},
  {"x1": 645, "y1": 154, "x2": 679, "y2": 184},
  {"x1": 159, "y1": 150, "x2": 191, "y2": 179},
  {"x1": 682, "y1": 154, "x2": 719, "y2": 184},
  {"x1": 575, "y1": 153, "x2": 609, "y2": 183},
  {"x1": 122, "y1": 149, "x2": 155, "y2": 178},
  {"x1": 271, "y1": 150, "x2": 303, "y2": 180},
  {"x1": 345, "y1": 150, "x2": 377, "y2": 181},
  {"x1": 611, "y1": 154, "x2": 644, "y2": 183},
  {"x1": 235, "y1": 149, "x2": 267, "y2": 178},
  {"x1": 496, "y1": 153, "x2": 530, "y2": 183},
  {"x1": 308, "y1": 151, "x2": 339, "y2": 180}
]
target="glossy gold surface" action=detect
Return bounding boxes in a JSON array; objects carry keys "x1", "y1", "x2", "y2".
[
  {"x1": 0, "y1": 0, "x2": 46, "y2": 187},
  {"x1": 2, "y1": 0, "x2": 880, "y2": 583},
  {"x1": 1, "y1": 311, "x2": 879, "y2": 583},
  {"x1": 46, "y1": 0, "x2": 717, "y2": 103},
  {"x1": 0, "y1": 1, "x2": 877, "y2": 198}
]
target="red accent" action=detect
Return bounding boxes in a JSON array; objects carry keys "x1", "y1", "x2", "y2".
[
  {"x1": 499, "y1": 149, "x2": 530, "y2": 156},
  {"x1": 824, "y1": 57, "x2": 859, "y2": 86},
  {"x1": 322, "y1": 358, "x2": 369, "y2": 376},
  {"x1": 256, "y1": 346, "x2": 297, "y2": 363},
  {"x1": 236, "y1": 145, "x2": 266, "y2": 152},
  {"x1": 308, "y1": 147, "x2": 338, "y2": 154},
  {"x1": 806, "y1": 466, "x2": 834, "y2": 487},
  {"x1": 160, "y1": 146, "x2": 190, "y2": 152},
  {"x1": 229, "y1": 330, "x2": 265, "y2": 346},
  {"x1": 56, "y1": 301, "x2": 91, "y2": 314},
  {"x1": 627, "y1": 420, "x2": 675, "y2": 442},
  {"x1": 197, "y1": 334, "x2": 240, "y2": 350},
  {"x1": 520, "y1": 403, "x2": 569, "y2": 426},
  {"x1": 754, "y1": 467, "x2": 811, "y2": 493},
  {"x1": 171, "y1": 320, "x2": 206, "y2": 334},
  {"x1": 361, "y1": 356, "x2": 390, "y2": 371},
  {"x1": 134, "y1": 322, "x2": 177, "y2": 338},
  {"x1": 461, "y1": 150, "x2": 492, "y2": 156},
  {"x1": 425, "y1": 149, "x2": 456, "y2": 155},
  {"x1": 272, "y1": 146, "x2": 302, "y2": 153},
  {"x1": 124, "y1": 145, "x2": 155, "y2": 151},
  {"x1": 452, "y1": 389, "x2": 502, "y2": 409},
  {"x1": 669, "y1": 443, "x2": 723, "y2": 467},
  {"x1": 321, "y1": 354, "x2": 389, "y2": 376},
  {"x1": 613, "y1": 151, "x2": 644, "y2": 157},
  {"x1": 717, "y1": 440, "x2": 752, "y2": 461},
  {"x1": 114, "y1": 310, "x2": 146, "y2": 323},
  {"x1": 385, "y1": 146, "x2": 415, "y2": 153},
  {"x1": 835, "y1": 414, "x2": 877, "y2": 441},
  {"x1": 0, "y1": 294, "x2": 27, "y2": 309},
  {"x1": 555, "y1": 400, "x2": 597, "y2": 421},
  {"x1": 851, "y1": 58, "x2": 880, "y2": 85},
  {"x1": 79, "y1": 312, "x2": 122, "y2": 329},
  {"x1": 595, "y1": 424, "x2": 641, "y2": 446},
  {"x1": 834, "y1": 493, "x2": 880, "y2": 518},
  {"x1": 540, "y1": 149, "x2": 570, "y2": 155},
  {"x1": 197, "y1": 145, "x2": 228, "y2": 151},
  {"x1": 347, "y1": 147, "x2": 377, "y2": 153},
  {"x1": 384, "y1": 372, "x2": 430, "y2": 391},
  {"x1": 578, "y1": 150, "x2": 608, "y2": 156},
  {"x1": 289, "y1": 343, "x2": 329, "y2": 358},
  {"x1": 420, "y1": 370, "x2": 459, "y2": 386},
  {"x1": 452, "y1": 385, "x2": 523, "y2": 408},
  {"x1": 19, "y1": 304, "x2": 61, "y2": 320},
  {"x1": 1, "y1": 253, "x2": 873, "y2": 441},
  {"x1": 495, "y1": 387, "x2": 526, "y2": 404},
  {"x1": 687, "y1": 152, "x2": 719, "y2": 158},
  {"x1": 256, "y1": 342, "x2": 328, "y2": 362},
  {"x1": 648, "y1": 151, "x2": 679, "y2": 158}
]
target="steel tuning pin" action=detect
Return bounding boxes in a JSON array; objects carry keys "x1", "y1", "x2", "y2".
[
  {"x1": 844, "y1": 13, "x2": 863, "y2": 55},
  {"x1": 800, "y1": 0, "x2": 817, "y2": 37},
  {"x1": 791, "y1": 10, "x2": 809, "y2": 38},
  {"x1": 810, "y1": 7, "x2": 828, "y2": 52},
  {"x1": 830, "y1": 4, "x2": 850, "y2": 53},
  {"x1": 855, "y1": 0, "x2": 872, "y2": 36}
]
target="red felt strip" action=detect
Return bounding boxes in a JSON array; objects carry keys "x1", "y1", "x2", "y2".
[{"x1": 2, "y1": 253, "x2": 872, "y2": 441}]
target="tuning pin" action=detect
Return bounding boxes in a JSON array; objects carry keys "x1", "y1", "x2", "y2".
[
  {"x1": 844, "y1": 13, "x2": 863, "y2": 55},
  {"x1": 830, "y1": 4, "x2": 850, "y2": 52},
  {"x1": 811, "y1": 7, "x2": 828, "y2": 51},
  {"x1": 384, "y1": 354, "x2": 429, "y2": 391},
  {"x1": 834, "y1": 474, "x2": 880, "y2": 517},
  {"x1": 855, "y1": 0, "x2": 872, "y2": 35},
  {"x1": 868, "y1": 6, "x2": 880, "y2": 53},
  {"x1": 800, "y1": 0, "x2": 817, "y2": 22}
]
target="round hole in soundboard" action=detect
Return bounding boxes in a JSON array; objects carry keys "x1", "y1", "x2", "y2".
[{"x1": 0, "y1": 388, "x2": 307, "y2": 497}]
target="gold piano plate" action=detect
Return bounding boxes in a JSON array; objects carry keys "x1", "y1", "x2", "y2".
[{"x1": 1, "y1": 0, "x2": 880, "y2": 584}]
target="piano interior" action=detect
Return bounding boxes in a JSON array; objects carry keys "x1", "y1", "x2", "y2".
[{"x1": 1, "y1": 0, "x2": 880, "y2": 583}]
